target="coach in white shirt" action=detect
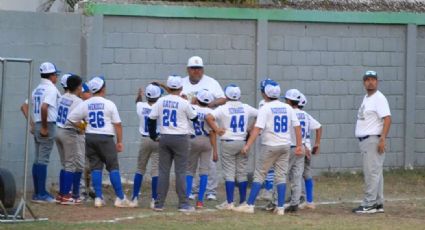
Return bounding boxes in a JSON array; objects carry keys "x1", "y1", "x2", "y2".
[
  {"x1": 352, "y1": 70, "x2": 391, "y2": 214},
  {"x1": 182, "y1": 56, "x2": 226, "y2": 201}
]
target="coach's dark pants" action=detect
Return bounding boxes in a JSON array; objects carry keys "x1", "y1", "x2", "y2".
[{"x1": 156, "y1": 134, "x2": 189, "y2": 208}]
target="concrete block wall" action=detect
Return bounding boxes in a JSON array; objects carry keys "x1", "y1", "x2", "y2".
[
  {"x1": 100, "y1": 16, "x2": 256, "y2": 180},
  {"x1": 416, "y1": 26, "x2": 425, "y2": 166},
  {"x1": 0, "y1": 10, "x2": 82, "y2": 191},
  {"x1": 267, "y1": 23, "x2": 406, "y2": 171}
]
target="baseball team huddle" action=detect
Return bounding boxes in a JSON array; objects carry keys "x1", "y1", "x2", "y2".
[{"x1": 20, "y1": 55, "x2": 392, "y2": 216}]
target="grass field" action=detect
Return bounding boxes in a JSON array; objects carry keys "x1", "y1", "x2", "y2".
[{"x1": 1, "y1": 169, "x2": 425, "y2": 230}]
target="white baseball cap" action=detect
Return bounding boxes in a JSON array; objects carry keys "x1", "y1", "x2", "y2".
[
  {"x1": 88, "y1": 76, "x2": 105, "y2": 94},
  {"x1": 187, "y1": 56, "x2": 204, "y2": 68},
  {"x1": 298, "y1": 93, "x2": 307, "y2": 107},
  {"x1": 145, "y1": 84, "x2": 162, "y2": 99},
  {"x1": 39, "y1": 62, "x2": 60, "y2": 74},
  {"x1": 225, "y1": 84, "x2": 241, "y2": 100},
  {"x1": 264, "y1": 83, "x2": 281, "y2": 99},
  {"x1": 167, "y1": 75, "x2": 183, "y2": 89},
  {"x1": 60, "y1": 73, "x2": 72, "y2": 88},
  {"x1": 196, "y1": 89, "x2": 214, "y2": 104},
  {"x1": 285, "y1": 89, "x2": 301, "y2": 101}
]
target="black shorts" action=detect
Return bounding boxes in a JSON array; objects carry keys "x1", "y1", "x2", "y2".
[{"x1": 85, "y1": 133, "x2": 119, "y2": 172}]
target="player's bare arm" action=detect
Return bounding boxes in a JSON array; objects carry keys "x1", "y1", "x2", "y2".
[
  {"x1": 114, "y1": 122, "x2": 124, "y2": 152},
  {"x1": 20, "y1": 102, "x2": 34, "y2": 133},
  {"x1": 205, "y1": 114, "x2": 225, "y2": 136},
  {"x1": 208, "y1": 97, "x2": 227, "y2": 108},
  {"x1": 40, "y1": 103, "x2": 49, "y2": 136},
  {"x1": 135, "y1": 88, "x2": 143, "y2": 103},
  {"x1": 312, "y1": 127, "x2": 323, "y2": 155},
  {"x1": 241, "y1": 126, "x2": 261, "y2": 155},
  {"x1": 294, "y1": 126, "x2": 303, "y2": 155},
  {"x1": 378, "y1": 116, "x2": 391, "y2": 154},
  {"x1": 209, "y1": 130, "x2": 219, "y2": 162}
]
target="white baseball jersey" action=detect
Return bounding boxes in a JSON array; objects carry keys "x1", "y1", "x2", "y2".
[
  {"x1": 211, "y1": 101, "x2": 258, "y2": 141},
  {"x1": 68, "y1": 96, "x2": 121, "y2": 136},
  {"x1": 304, "y1": 112, "x2": 321, "y2": 150},
  {"x1": 182, "y1": 75, "x2": 225, "y2": 102},
  {"x1": 136, "y1": 102, "x2": 156, "y2": 136},
  {"x1": 355, "y1": 90, "x2": 391, "y2": 137},
  {"x1": 290, "y1": 108, "x2": 309, "y2": 146},
  {"x1": 190, "y1": 105, "x2": 213, "y2": 136},
  {"x1": 56, "y1": 93, "x2": 83, "y2": 129},
  {"x1": 31, "y1": 79, "x2": 61, "y2": 122},
  {"x1": 258, "y1": 99, "x2": 266, "y2": 108},
  {"x1": 255, "y1": 100, "x2": 300, "y2": 146},
  {"x1": 149, "y1": 95, "x2": 197, "y2": 135}
]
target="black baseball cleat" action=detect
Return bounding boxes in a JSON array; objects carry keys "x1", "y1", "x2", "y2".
[
  {"x1": 263, "y1": 201, "x2": 276, "y2": 212},
  {"x1": 376, "y1": 204, "x2": 384, "y2": 213},
  {"x1": 285, "y1": 205, "x2": 299, "y2": 213},
  {"x1": 352, "y1": 204, "x2": 377, "y2": 214}
]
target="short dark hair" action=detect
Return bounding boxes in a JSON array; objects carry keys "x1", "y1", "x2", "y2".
[
  {"x1": 169, "y1": 88, "x2": 181, "y2": 93},
  {"x1": 268, "y1": 98, "x2": 278, "y2": 101},
  {"x1": 147, "y1": 97, "x2": 159, "y2": 103},
  {"x1": 67, "y1": 75, "x2": 82, "y2": 92},
  {"x1": 197, "y1": 99, "x2": 209, "y2": 107},
  {"x1": 41, "y1": 73, "x2": 52, "y2": 79},
  {"x1": 287, "y1": 99, "x2": 299, "y2": 107}
]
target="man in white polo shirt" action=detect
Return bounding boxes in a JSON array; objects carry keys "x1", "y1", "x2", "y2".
[
  {"x1": 352, "y1": 70, "x2": 391, "y2": 214},
  {"x1": 182, "y1": 56, "x2": 226, "y2": 201}
]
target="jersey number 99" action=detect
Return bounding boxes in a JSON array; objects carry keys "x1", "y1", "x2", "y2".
[
  {"x1": 273, "y1": 115, "x2": 288, "y2": 133},
  {"x1": 56, "y1": 106, "x2": 69, "y2": 125},
  {"x1": 89, "y1": 111, "x2": 105, "y2": 128}
]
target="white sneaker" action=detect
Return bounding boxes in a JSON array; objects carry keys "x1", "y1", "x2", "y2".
[
  {"x1": 299, "y1": 201, "x2": 316, "y2": 210},
  {"x1": 283, "y1": 203, "x2": 291, "y2": 209},
  {"x1": 150, "y1": 198, "x2": 155, "y2": 209},
  {"x1": 259, "y1": 189, "x2": 273, "y2": 201},
  {"x1": 216, "y1": 201, "x2": 234, "y2": 210},
  {"x1": 206, "y1": 194, "x2": 217, "y2": 201},
  {"x1": 188, "y1": 193, "x2": 196, "y2": 200},
  {"x1": 128, "y1": 198, "x2": 138, "y2": 208},
  {"x1": 114, "y1": 196, "x2": 131, "y2": 208},
  {"x1": 233, "y1": 203, "x2": 255, "y2": 214},
  {"x1": 94, "y1": 197, "x2": 105, "y2": 208},
  {"x1": 274, "y1": 207, "x2": 285, "y2": 216}
]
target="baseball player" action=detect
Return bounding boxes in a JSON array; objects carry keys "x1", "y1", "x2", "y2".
[
  {"x1": 205, "y1": 84, "x2": 258, "y2": 210},
  {"x1": 68, "y1": 76, "x2": 130, "y2": 208},
  {"x1": 280, "y1": 89, "x2": 307, "y2": 213},
  {"x1": 352, "y1": 70, "x2": 391, "y2": 214},
  {"x1": 25, "y1": 62, "x2": 61, "y2": 203},
  {"x1": 60, "y1": 73, "x2": 70, "y2": 93},
  {"x1": 233, "y1": 81, "x2": 302, "y2": 215},
  {"x1": 148, "y1": 75, "x2": 198, "y2": 212},
  {"x1": 54, "y1": 74, "x2": 85, "y2": 205},
  {"x1": 297, "y1": 93, "x2": 322, "y2": 210},
  {"x1": 129, "y1": 83, "x2": 163, "y2": 208},
  {"x1": 186, "y1": 89, "x2": 218, "y2": 209}
]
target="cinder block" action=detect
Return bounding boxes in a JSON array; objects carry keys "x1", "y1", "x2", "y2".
[
  {"x1": 122, "y1": 33, "x2": 139, "y2": 48},
  {"x1": 138, "y1": 34, "x2": 155, "y2": 48},
  {"x1": 299, "y1": 37, "x2": 313, "y2": 51},
  {"x1": 312, "y1": 37, "x2": 327, "y2": 51},
  {"x1": 217, "y1": 36, "x2": 232, "y2": 50},
  {"x1": 154, "y1": 34, "x2": 171, "y2": 49},
  {"x1": 163, "y1": 50, "x2": 180, "y2": 64},
  {"x1": 102, "y1": 64, "x2": 124, "y2": 79},
  {"x1": 384, "y1": 37, "x2": 404, "y2": 52},
  {"x1": 224, "y1": 50, "x2": 240, "y2": 65},
  {"x1": 327, "y1": 37, "x2": 341, "y2": 51},
  {"x1": 355, "y1": 38, "x2": 369, "y2": 51},
  {"x1": 104, "y1": 33, "x2": 122, "y2": 48},
  {"x1": 284, "y1": 36, "x2": 299, "y2": 51},
  {"x1": 102, "y1": 48, "x2": 114, "y2": 64},
  {"x1": 362, "y1": 25, "x2": 378, "y2": 37},
  {"x1": 200, "y1": 35, "x2": 217, "y2": 49},
  {"x1": 186, "y1": 34, "x2": 201, "y2": 49},
  {"x1": 169, "y1": 34, "x2": 186, "y2": 49},
  {"x1": 145, "y1": 49, "x2": 163, "y2": 64},
  {"x1": 320, "y1": 81, "x2": 334, "y2": 95},
  {"x1": 298, "y1": 66, "x2": 313, "y2": 80},
  {"x1": 147, "y1": 19, "x2": 165, "y2": 33},
  {"x1": 312, "y1": 66, "x2": 328, "y2": 80},
  {"x1": 282, "y1": 66, "x2": 298, "y2": 80},
  {"x1": 376, "y1": 52, "x2": 391, "y2": 66},
  {"x1": 320, "y1": 52, "x2": 334, "y2": 66},
  {"x1": 277, "y1": 51, "x2": 291, "y2": 65},
  {"x1": 291, "y1": 52, "x2": 306, "y2": 65},
  {"x1": 304, "y1": 81, "x2": 320, "y2": 95},
  {"x1": 306, "y1": 51, "x2": 321, "y2": 66},
  {"x1": 239, "y1": 50, "x2": 255, "y2": 65},
  {"x1": 319, "y1": 110, "x2": 335, "y2": 124},
  {"x1": 130, "y1": 49, "x2": 146, "y2": 64},
  {"x1": 362, "y1": 52, "x2": 377, "y2": 66},
  {"x1": 341, "y1": 38, "x2": 356, "y2": 51},
  {"x1": 114, "y1": 48, "x2": 131, "y2": 63},
  {"x1": 369, "y1": 38, "x2": 384, "y2": 51},
  {"x1": 131, "y1": 19, "x2": 147, "y2": 32},
  {"x1": 269, "y1": 35, "x2": 284, "y2": 50},
  {"x1": 416, "y1": 81, "x2": 425, "y2": 97}
]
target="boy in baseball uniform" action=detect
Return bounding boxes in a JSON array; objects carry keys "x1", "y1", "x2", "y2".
[
  {"x1": 148, "y1": 75, "x2": 198, "y2": 212},
  {"x1": 68, "y1": 76, "x2": 130, "y2": 208},
  {"x1": 233, "y1": 82, "x2": 302, "y2": 216},
  {"x1": 297, "y1": 93, "x2": 322, "y2": 210},
  {"x1": 186, "y1": 89, "x2": 218, "y2": 209},
  {"x1": 129, "y1": 83, "x2": 163, "y2": 208},
  {"x1": 205, "y1": 84, "x2": 258, "y2": 210},
  {"x1": 55, "y1": 74, "x2": 85, "y2": 205}
]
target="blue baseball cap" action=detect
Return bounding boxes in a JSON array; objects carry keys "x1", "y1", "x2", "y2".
[{"x1": 260, "y1": 78, "x2": 277, "y2": 93}]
